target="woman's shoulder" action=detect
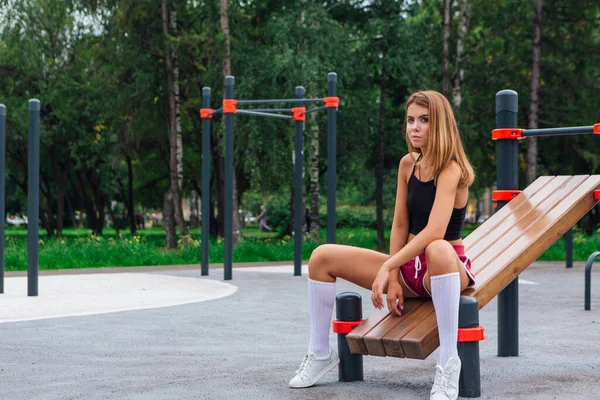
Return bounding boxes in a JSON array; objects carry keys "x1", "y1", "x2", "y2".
[{"x1": 400, "y1": 152, "x2": 420, "y2": 168}]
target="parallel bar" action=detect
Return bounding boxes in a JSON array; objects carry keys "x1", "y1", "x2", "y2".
[
  {"x1": 0, "y1": 104, "x2": 5, "y2": 294},
  {"x1": 294, "y1": 87, "x2": 305, "y2": 276},
  {"x1": 302, "y1": 105, "x2": 328, "y2": 115},
  {"x1": 210, "y1": 108, "x2": 223, "y2": 116},
  {"x1": 522, "y1": 126, "x2": 595, "y2": 137},
  {"x1": 236, "y1": 110, "x2": 293, "y2": 120},
  {"x1": 495, "y1": 89, "x2": 519, "y2": 357},
  {"x1": 201, "y1": 87, "x2": 211, "y2": 276},
  {"x1": 237, "y1": 98, "x2": 323, "y2": 105},
  {"x1": 224, "y1": 77, "x2": 234, "y2": 281},
  {"x1": 242, "y1": 108, "x2": 292, "y2": 113},
  {"x1": 28, "y1": 99, "x2": 40, "y2": 296},
  {"x1": 327, "y1": 73, "x2": 337, "y2": 244}
]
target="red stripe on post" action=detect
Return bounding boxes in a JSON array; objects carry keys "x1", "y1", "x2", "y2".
[
  {"x1": 457, "y1": 326, "x2": 485, "y2": 342},
  {"x1": 200, "y1": 108, "x2": 214, "y2": 119},
  {"x1": 594, "y1": 190, "x2": 600, "y2": 200},
  {"x1": 492, "y1": 128, "x2": 524, "y2": 140},
  {"x1": 332, "y1": 320, "x2": 363, "y2": 334},
  {"x1": 593, "y1": 123, "x2": 599, "y2": 134},
  {"x1": 492, "y1": 190, "x2": 521, "y2": 201}
]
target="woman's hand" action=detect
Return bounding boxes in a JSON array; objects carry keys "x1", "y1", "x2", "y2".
[
  {"x1": 386, "y1": 281, "x2": 404, "y2": 316},
  {"x1": 371, "y1": 267, "x2": 390, "y2": 310}
]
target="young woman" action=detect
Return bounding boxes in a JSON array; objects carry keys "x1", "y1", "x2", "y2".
[{"x1": 288, "y1": 91, "x2": 475, "y2": 400}]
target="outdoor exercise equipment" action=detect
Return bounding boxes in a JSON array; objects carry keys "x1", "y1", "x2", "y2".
[
  {"x1": 0, "y1": 100, "x2": 41, "y2": 296},
  {"x1": 200, "y1": 73, "x2": 339, "y2": 280},
  {"x1": 493, "y1": 90, "x2": 599, "y2": 357}
]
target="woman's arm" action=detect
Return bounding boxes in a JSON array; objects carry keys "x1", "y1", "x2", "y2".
[
  {"x1": 382, "y1": 161, "x2": 462, "y2": 273},
  {"x1": 389, "y1": 155, "x2": 413, "y2": 256}
]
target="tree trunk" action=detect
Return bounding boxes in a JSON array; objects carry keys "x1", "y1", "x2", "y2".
[
  {"x1": 162, "y1": 0, "x2": 189, "y2": 247},
  {"x1": 163, "y1": 191, "x2": 176, "y2": 248},
  {"x1": 452, "y1": 0, "x2": 472, "y2": 109},
  {"x1": 527, "y1": 0, "x2": 543, "y2": 185},
  {"x1": 125, "y1": 153, "x2": 136, "y2": 235},
  {"x1": 219, "y1": 0, "x2": 242, "y2": 244},
  {"x1": 442, "y1": 0, "x2": 452, "y2": 97},
  {"x1": 376, "y1": 51, "x2": 387, "y2": 252},
  {"x1": 309, "y1": 107, "x2": 320, "y2": 242}
]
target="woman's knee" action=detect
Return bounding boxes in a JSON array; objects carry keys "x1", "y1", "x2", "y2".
[
  {"x1": 425, "y1": 240, "x2": 459, "y2": 276},
  {"x1": 308, "y1": 244, "x2": 335, "y2": 278}
]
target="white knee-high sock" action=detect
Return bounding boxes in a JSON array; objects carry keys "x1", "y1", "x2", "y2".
[
  {"x1": 431, "y1": 272, "x2": 461, "y2": 366},
  {"x1": 308, "y1": 278, "x2": 336, "y2": 358}
]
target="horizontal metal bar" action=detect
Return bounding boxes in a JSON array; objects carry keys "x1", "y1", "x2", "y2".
[
  {"x1": 237, "y1": 98, "x2": 323, "y2": 105},
  {"x1": 522, "y1": 126, "x2": 595, "y2": 137},
  {"x1": 243, "y1": 108, "x2": 292, "y2": 113},
  {"x1": 236, "y1": 110, "x2": 293, "y2": 120},
  {"x1": 211, "y1": 108, "x2": 223, "y2": 115},
  {"x1": 302, "y1": 105, "x2": 328, "y2": 115}
]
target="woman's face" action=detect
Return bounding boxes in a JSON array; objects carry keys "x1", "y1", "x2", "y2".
[{"x1": 406, "y1": 103, "x2": 430, "y2": 150}]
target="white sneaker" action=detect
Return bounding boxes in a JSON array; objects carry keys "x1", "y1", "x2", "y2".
[
  {"x1": 430, "y1": 357, "x2": 461, "y2": 400},
  {"x1": 288, "y1": 351, "x2": 340, "y2": 388}
]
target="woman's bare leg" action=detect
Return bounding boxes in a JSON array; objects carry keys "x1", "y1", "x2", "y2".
[
  {"x1": 422, "y1": 240, "x2": 467, "y2": 399},
  {"x1": 308, "y1": 244, "x2": 415, "y2": 294}
]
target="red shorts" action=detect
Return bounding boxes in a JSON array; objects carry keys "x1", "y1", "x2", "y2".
[{"x1": 399, "y1": 245, "x2": 475, "y2": 298}]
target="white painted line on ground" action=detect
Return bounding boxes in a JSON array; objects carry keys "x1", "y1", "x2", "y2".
[
  {"x1": 235, "y1": 265, "x2": 309, "y2": 274},
  {"x1": 0, "y1": 273, "x2": 237, "y2": 323}
]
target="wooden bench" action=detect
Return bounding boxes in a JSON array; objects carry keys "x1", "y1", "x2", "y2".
[{"x1": 346, "y1": 175, "x2": 600, "y2": 359}]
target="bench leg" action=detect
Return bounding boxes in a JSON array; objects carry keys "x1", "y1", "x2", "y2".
[
  {"x1": 335, "y1": 292, "x2": 364, "y2": 382},
  {"x1": 458, "y1": 296, "x2": 483, "y2": 397}
]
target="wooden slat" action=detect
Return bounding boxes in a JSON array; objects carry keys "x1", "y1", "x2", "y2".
[
  {"x1": 463, "y1": 176, "x2": 554, "y2": 249},
  {"x1": 471, "y1": 175, "x2": 587, "y2": 275},
  {"x1": 466, "y1": 176, "x2": 571, "y2": 262},
  {"x1": 346, "y1": 308, "x2": 389, "y2": 355},
  {"x1": 400, "y1": 175, "x2": 600, "y2": 359},
  {"x1": 471, "y1": 175, "x2": 600, "y2": 307},
  {"x1": 362, "y1": 299, "x2": 425, "y2": 356},
  {"x1": 381, "y1": 301, "x2": 435, "y2": 357}
]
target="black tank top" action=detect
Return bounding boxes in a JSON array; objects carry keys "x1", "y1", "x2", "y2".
[{"x1": 406, "y1": 156, "x2": 466, "y2": 241}]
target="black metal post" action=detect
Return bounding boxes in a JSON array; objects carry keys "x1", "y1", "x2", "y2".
[
  {"x1": 0, "y1": 104, "x2": 5, "y2": 294},
  {"x1": 224, "y1": 76, "x2": 234, "y2": 281},
  {"x1": 201, "y1": 87, "x2": 211, "y2": 276},
  {"x1": 585, "y1": 251, "x2": 600, "y2": 311},
  {"x1": 495, "y1": 90, "x2": 519, "y2": 356},
  {"x1": 565, "y1": 228, "x2": 573, "y2": 269},
  {"x1": 458, "y1": 296, "x2": 481, "y2": 398},
  {"x1": 327, "y1": 73, "x2": 337, "y2": 244},
  {"x1": 336, "y1": 292, "x2": 363, "y2": 382},
  {"x1": 28, "y1": 99, "x2": 40, "y2": 296},
  {"x1": 294, "y1": 87, "x2": 305, "y2": 276}
]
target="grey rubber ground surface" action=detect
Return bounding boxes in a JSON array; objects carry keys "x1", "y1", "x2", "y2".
[{"x1": 1, "y1": 262, "x2": 599, "y2": 399}]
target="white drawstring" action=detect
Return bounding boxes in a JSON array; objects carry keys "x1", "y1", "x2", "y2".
[{"x1": 414, "y1": 256, "x2": 421, "y2": 279}]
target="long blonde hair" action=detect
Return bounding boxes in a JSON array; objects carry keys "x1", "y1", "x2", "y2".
[{"x1": 405, "y1": 91, "x2": 474, "y2": 188}]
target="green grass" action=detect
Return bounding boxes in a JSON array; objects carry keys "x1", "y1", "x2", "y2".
[{"x1": 2, "y1": 225, "x2": 598, "y2": 271}]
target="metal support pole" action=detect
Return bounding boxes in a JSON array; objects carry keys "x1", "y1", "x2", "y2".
[
  {"x1": 224, "y1": 77, "x2": 235, "y2": 281},
  {"x1": 0, "y1": 104, "x2": 5, "y2": 294},
  {"x1": 458, "y1": 296, "x2": 482, "y2": 398},
  {"x1": 495, "y1": 90, "x2": 519, "y2": 356},
  {"x1": 28, "y1": 99, "x2": 40, "y2": 296},
  {"x1": 201, "y1": 87, "x2": 211, "y2": 276},
  {"x1": 585, "y1": 251, "x2": 600, "y2": 310},
  {"x1": 294, "y1": 87, "x2": 305, "y2": 276},
  {"x1": 327, "y1": 73, "x2": 337, "y2": 244},
  {"x1": 565, "y1": 228, "x2": 573, "y2": 269},
  {"x1": 335, "y1": 293, "x2": 363, "y2": 382}
]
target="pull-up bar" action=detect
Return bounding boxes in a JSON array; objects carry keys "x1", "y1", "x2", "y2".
[{"x1": 199, "y1": 73, "x2": 339, "y2": 280}]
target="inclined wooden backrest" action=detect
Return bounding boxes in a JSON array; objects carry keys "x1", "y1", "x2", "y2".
[{"x1": 347, "y1": 175, "x2": 600, "y2": 359}]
